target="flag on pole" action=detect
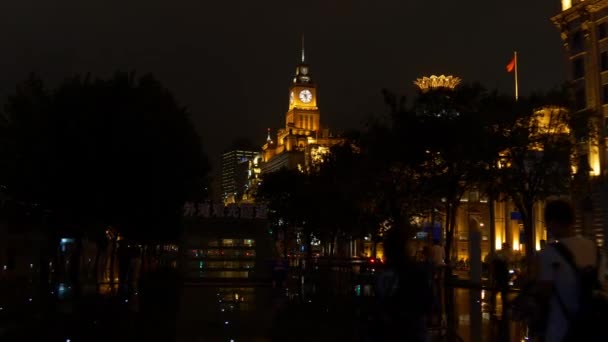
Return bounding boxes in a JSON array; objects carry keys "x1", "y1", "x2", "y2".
[
  {"x1": 506, "y1": 56, "x2": 516, "y2": 73},
  {"x1": 506, "y1": 51, "x2": 519, "y2": 100}
]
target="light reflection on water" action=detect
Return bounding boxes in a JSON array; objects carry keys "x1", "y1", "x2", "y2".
[
  {"x1": 177, "y1": 285, "x2": 275, "y2": 342},
  {"x1": 0, "y1": 277, "x2": 529, "y2": 341},
  {"x1": 171, "y1": 284, "x2": 528, "y2": 342}
]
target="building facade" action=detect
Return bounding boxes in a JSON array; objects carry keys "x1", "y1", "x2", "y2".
[
  {"x1": 412, "y1": 77, "x2": 565, "y2": 260},
  {"x1": 261, "y1": 45, "x2": 341, "y2": 174},
  {"x1": 181, "y1": 208, "x2": 273, "y2": 280},
  {"x1": 552, "y1": 0, "x2": 608, "y2": 247}
]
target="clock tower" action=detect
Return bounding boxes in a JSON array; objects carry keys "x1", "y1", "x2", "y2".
[
  {"x1": 261, "y1": 38, "x2": 342, "y2": 174},
  {"x1": 284, "y1": 38, "x2": 320, "y2": 133}
]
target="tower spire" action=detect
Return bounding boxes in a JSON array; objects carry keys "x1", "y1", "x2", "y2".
[{"x1": 301, "y1": 34, "x2": 305, "y2": 63}]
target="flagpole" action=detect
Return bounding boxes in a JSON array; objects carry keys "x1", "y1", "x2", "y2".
[{"x1": 514, "y1": 51, "x2": 519, "y2": 101}]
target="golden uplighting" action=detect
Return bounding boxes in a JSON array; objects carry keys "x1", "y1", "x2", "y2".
[
  {"x1": 310, "y1": 146, "x2": 330, "y2": 164},
  {"x1": 414, "y1": 75, "x2": 462, "y2": 92},
  {"x1": 534, "y1": 106, "x2": 570, "y2": 136},
  {"x1": 562, "y1": 0, "x2": 572, "y2": 11}
]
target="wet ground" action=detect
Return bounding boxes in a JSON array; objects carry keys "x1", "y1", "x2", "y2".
[
  {"x1": 1, "y1": 276, "x2": 528, "y2": 341},
  {"x1": 175, "y1": 284, "x2": 526, "y2": 342}
]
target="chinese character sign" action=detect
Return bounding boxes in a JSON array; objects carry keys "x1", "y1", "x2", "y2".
[
  {"x1": 197, "y1": 202, "x2": 210, "y2": 218},
  {"x1": 182, "y1": 202, "x2": 268, "y2": 220},
  {"x1": 227, "y1": 205, "x2": 239, "y2": 218},
  {"x1": 213, "y1": 203, "x2": 225, "y2": 218},
  {"x1": 255, "y1": 204, "x2": 268, "y2": 219},
  {"x1": 183, "y1": 202, "x2": 196, "y2": 216},
  {"x1": 240, "y1": 204, "x2": 254, "y2": 219}
]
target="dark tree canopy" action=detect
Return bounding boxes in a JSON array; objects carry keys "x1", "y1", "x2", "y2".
[{"x1": 1, "y1": 72, "x2": 209, "y2": 242}]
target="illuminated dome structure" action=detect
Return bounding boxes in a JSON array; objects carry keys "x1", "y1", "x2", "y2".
[{"x1": 414, "y1": 75, "x2": 462, "y2": 92}]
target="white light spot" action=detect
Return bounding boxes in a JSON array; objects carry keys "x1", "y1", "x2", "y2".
[
  {"x1": 28, "y1": 298, "x2": 32, "y2": 302},
  {"x1": 224, "y1": 321, "x2": 229, "y2": 325}
]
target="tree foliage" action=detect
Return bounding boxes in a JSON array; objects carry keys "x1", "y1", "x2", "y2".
[
  {"x1": 1, "y1": 72, "x2": 209, "y2": 242},
  {"x1": 256, "y1": 83, "x2": 577, "y2": 263}
]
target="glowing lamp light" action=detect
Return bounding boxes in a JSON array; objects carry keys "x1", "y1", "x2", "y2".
[
  {"x1": 513, "y1": 242, "x2": 520, "y2": 251},
  {"x1": 495, "y1": 235, "x2": 503, "y2": 250}
]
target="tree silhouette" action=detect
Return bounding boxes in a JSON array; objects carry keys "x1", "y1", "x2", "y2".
[
  {"x1": 495, "y1": 91, "x2": 575, "y2": 261},
  {"x1": 2, "y1": 72, "x2": 209, "y2": 289},
  {"x1": 256, "y1": 168, "x2": 312, "y2": 258}
]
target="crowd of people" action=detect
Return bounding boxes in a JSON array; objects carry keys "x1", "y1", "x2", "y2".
[{"x1": 371, "y1": 199, "x2": 608, "y2": 342}]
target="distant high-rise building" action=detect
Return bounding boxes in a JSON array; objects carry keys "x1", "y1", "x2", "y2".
[{"x1": 221, "y1": 150, "x2": 258, "y2": 203}]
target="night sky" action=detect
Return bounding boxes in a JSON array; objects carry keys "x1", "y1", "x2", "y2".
[{"x1": 2, "y1": 0, "x2": 565, "y2": 169}]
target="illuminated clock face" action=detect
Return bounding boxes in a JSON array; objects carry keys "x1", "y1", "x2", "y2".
[
  {"x1": 300, "y1": 66, "x2": 309, "y2": 75},
  {"x1": 289, "y1": 91, "x2": 294, "y2": 105},
  {"x1": 299, "y1": 89, "x2": 313, "y2": 103}
]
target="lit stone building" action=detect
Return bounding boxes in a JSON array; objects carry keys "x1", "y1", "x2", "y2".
[
  {"x1": 261, "y1": 45, "x2": 341, "y2": 174},
  {"x1": 551, "y1": 0, "x2": 608, "y2": 247},
  {"x1": 413, "y1": 77, "x2": 568, "y2": 260}
]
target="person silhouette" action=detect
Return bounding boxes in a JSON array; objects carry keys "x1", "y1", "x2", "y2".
[{"x1": 375, "y1": 228, "x2": 432, "y2": 342}]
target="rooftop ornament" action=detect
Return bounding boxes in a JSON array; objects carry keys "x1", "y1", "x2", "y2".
[{"x1": 414, "y1": 75, "x2": 462, "y2": 92}]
